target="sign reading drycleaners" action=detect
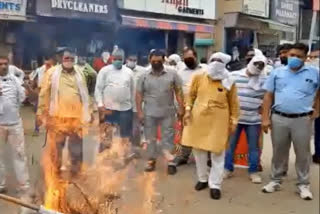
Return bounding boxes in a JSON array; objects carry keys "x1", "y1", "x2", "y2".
[
  {"x1": 36, "y1": 0, "x2": 117, "y2": 22},
  {"x1": 121, "y1": 0, "x2": 215, "y2": 20},
  {"x1": 51, "y1": 0, "x2": 108, "y2": 14},
  {"x1": 0, "y1": 0, "x2": 27, "y2": 21}
]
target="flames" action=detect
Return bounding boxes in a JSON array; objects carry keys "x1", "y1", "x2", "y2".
[{"x1": 42, "y1": 124, "x2": 160, "y2": 214}]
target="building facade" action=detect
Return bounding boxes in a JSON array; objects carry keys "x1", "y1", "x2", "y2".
[
  {"x1": 117, "y1": 0, "x2": 216, "y2": 61},
  {"x1": 214, "y1": 0, "x2": 298, "y2": 59}
]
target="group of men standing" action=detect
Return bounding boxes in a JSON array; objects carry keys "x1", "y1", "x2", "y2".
[{"x1": 0, "y1": 42, "x2": 319, "y2": 204}]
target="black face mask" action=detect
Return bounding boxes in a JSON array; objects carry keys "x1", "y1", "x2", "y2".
[
  {"x1": 184, "y1": 57, "x2": 197, "y2": 69},
  {"x1": 280, "y1": 57, "x2": 288, "y2": 65},
  {"x1": 151, "y1": 62, "x2": 163, "y2": 71}
]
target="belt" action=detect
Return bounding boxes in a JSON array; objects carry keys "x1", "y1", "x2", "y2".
[{"x1": 273, "y1": 110, "x2": 313, "y2": 118}]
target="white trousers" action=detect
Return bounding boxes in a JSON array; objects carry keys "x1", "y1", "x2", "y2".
[
  {"x1": 193, "y1": 148, "x2": 225, "y2": 190},
  {"x1": 0, "y1": 121, "x2": 30, "y2": 191}
]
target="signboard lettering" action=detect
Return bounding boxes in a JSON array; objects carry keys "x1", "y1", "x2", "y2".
[
  {"x1": 0, "y1": 0, "x2": 26, "y2": 20},
  {"x1": 36, "y1": 0, "x2": 117, "y2": 22},
  {"x1": 122, "y1": 0, "x2": 215, "y2": 20},
  {"x1": 271, "y1": 0, "x2": 299, "y2": 25},
  {"x1": 51, "y1": 0, "x2": 108, "y2": 14}
]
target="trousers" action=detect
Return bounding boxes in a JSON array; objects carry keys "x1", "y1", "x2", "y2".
[
  {"x1": 314, "y1": 117, "x2": 320, "y2": 157},
  {"x1": 0, "y1": 121, "x2": 30, "y2": 191},
  {"x1": 144, "y1": 115, "x2": 175, "y2": 162},
  {"x1": 193, "y1": 148, "x2": 225, "y2": 189},
  {"x1": 225, "y1": 124, "x2": 261, "y2": 173},
  {"x1": 270, "y1": 114, "x2": 312, "y2": 185}
]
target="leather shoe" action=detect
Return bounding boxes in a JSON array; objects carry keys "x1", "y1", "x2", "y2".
[
  {"x1": 167, "y1": 165, "x2": 177, "y2": 175},
  {"x1": 195, "y1": 182, "x2": 208, "y2": 191},
  {"x1": 210, "y1": 188, "x2": 221, "y2": 200}
]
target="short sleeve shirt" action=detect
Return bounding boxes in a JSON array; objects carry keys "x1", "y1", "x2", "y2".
[
  {"x1": 137, "y1": 68, "x2": 183, "y2": 117},
  {"x1": 263, "y1": 65, "x2": 319, "y2": 114}
]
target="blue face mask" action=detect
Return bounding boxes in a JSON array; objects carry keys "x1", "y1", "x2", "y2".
[
  {"x1": 113, "y1": 60, "x2": 123, "y2": 69},
  {"x1": 288, "y1": 57, "x2": 304, "y2": 69}
]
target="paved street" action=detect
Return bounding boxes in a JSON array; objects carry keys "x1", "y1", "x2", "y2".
[{"x1": 0, "y1": 106, "x2": 319, "y2": 214}]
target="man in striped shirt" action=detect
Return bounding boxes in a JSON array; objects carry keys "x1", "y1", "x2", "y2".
[{"x1": 224, "y1": 55, "x2": 267, "y2": 184}]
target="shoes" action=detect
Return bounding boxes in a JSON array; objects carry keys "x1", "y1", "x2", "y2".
[
  {"x1": 144, "y1": 160, "x2": 156, "y2": 172},
  {"x1": 174, "y1": 158, "x2": 188, "y2": 167},
  {"x1": 0, "y1": 187, "x2": 7, "y2": 194},
  {"x1": 312, "y1": 154, "x2": 320, "y2": 164},
  {"x1": 223, "y1": 170, "x2": 233, "y2": 179},
  {"x1": 262, "y1": 181, "x2": 281, "y2": 193},
  {"x1": 195, "y1": 182, "x2": 208, "y2": 191},
  {"x1": 297, "y1": 185, "x2": 313, "y2": 200},
  {"x1": 250, "y1": 173, "x2": 262, "y2": 184},
  {"x1": 167, "y1": 165, "x2": 177, "y2": 175},
  {"x1": 210, "y1": 188, "x2": 221, "y2": 200}
]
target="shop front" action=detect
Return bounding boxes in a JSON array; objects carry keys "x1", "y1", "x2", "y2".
[
  {"x1": 224, "y1": 11, "x2": 296, "y2": 60},
  {"x1": 21, "y1": 0, "x2": 120, "y2": 70},
  {"x1": 0, "y1": 0, "x2": 27, "y2": 65},
  {"x1": 118, "y1": 0, "x2": 215, "y2": 61}
]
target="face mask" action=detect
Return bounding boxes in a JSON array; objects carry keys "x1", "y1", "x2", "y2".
[
  {"x1": 102, "y1": 52, "x2": 110, "y2": 63},
  {"x1": 288, "y1": 57, "x2": 304, "y2": 69},
  {"x1": 113, "y1": 60, "x2": 123, "y2": 69},
  {"x1": 62, "y1": 61, "x2": 74, "y2": 70},
  {"x1": 207, "y1": 61, "x2": 226, "y2": 80},
  {"x1": 127, "y1": 61, "x2": 136, "y2": 69},
  {"x1": 184, "y1": 57, "x2": 196, "y2": 69},
  {"x1": 280, "y1": 57, "x2": 288, "y2": 65},
  {"x1": 151, "y1": 62, "x2": 163, "y2": 71}
]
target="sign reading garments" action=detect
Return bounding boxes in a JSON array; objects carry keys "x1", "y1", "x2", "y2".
[
  {"x1": 36, "y1": 0, "x2": 118, "y2": 22},
  {"x1": 0, "y1": 0, "x2": 27, "y2": 20},
  {"x1": 121, "y1": 0, "x2": 216, "y2": 20}
]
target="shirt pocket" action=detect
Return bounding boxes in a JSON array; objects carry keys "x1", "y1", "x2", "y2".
[
  {"x1": 275, "y1": 76, "x2": 287, "y2": 92},
  {"x1": 298, "y1": 78, "x2": 317, "y2": 95},
  {"x1": 207, "y1": 87, "x2": 228, "y2": 110}
]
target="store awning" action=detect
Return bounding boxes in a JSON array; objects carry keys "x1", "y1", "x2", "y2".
[
  {"x1": 224, "y1": 12, "x2": 295, "y2": 33},
  {"x1": 250, "y1": 17, "x2": 296, "y2": 33},
  {"x1": 121, "y1": 15, "x2": 214, "y2": 33}
]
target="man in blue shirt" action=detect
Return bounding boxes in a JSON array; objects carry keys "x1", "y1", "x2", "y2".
[{"x1": 261, "y1": 43, "x2": 319, "y2": 200}]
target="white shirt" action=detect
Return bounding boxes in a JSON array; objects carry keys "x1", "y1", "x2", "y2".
[
  {"x1": 95, "y1": 64, "x2": 134, "y2": 111},
  {"x1": 177, "y1": 65, "x2": 205, "y2": 95},
  {"x1": 0, "y1": 73, "x2": 25, "y2": 125},
  {"x1": 8, "y1": 65, "x2": 24, "y2": 84},
  {"x1": 125, "y1": 65, "x2": 146, "y2": 112},
  {"x1": 30, "y1": 65, "x2": 46, "y2": 87}
]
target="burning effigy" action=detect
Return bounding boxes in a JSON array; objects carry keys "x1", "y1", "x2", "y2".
[{"x1": 41, "y1": 137, "x2": 159, "y2": 214}]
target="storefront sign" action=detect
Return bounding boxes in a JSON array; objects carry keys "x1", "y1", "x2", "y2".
[
  {"x1": 0, "y1": 0, "x2": 27, "y2": 21},
  {"x1": 36, "y1": 0, "x2": 117, "y2": 22},
  {"x1": 121, "y1": 0, "x2": 216, "y2": 20},
  {"x1": 271, "y1": 0, "x2": 299, "y2": 25},
  {"x1": 243, "y1": 0, "x2": 270, "y2": 18}
]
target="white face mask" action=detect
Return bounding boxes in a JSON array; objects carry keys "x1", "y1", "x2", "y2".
[
  {"x1": 207, "y1": 61, "x2": 227, "y2": 80},
  {"x1": 127, "y1": 60, "x2": 137, "y2": 69},
  {"x1": 101, "y1": 52, "x2": 110, "y2": 63},
  {"x1": 247, "y1": 64, "x2": 263, "y2": 76}
]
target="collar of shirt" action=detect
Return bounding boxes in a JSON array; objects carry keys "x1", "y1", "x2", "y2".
[
  {"x1": 183, "y1": 64, "x2": 202, "y2": 71},
  {"x1": 285, "y1": 65, "x2": 309, "y2": 74},
  {"x1": 62, "y1": 68, "x2": 76, "y2": 74},
  {"x1": 150, "y1": 69, "x2": 167, "y2": 76}
]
